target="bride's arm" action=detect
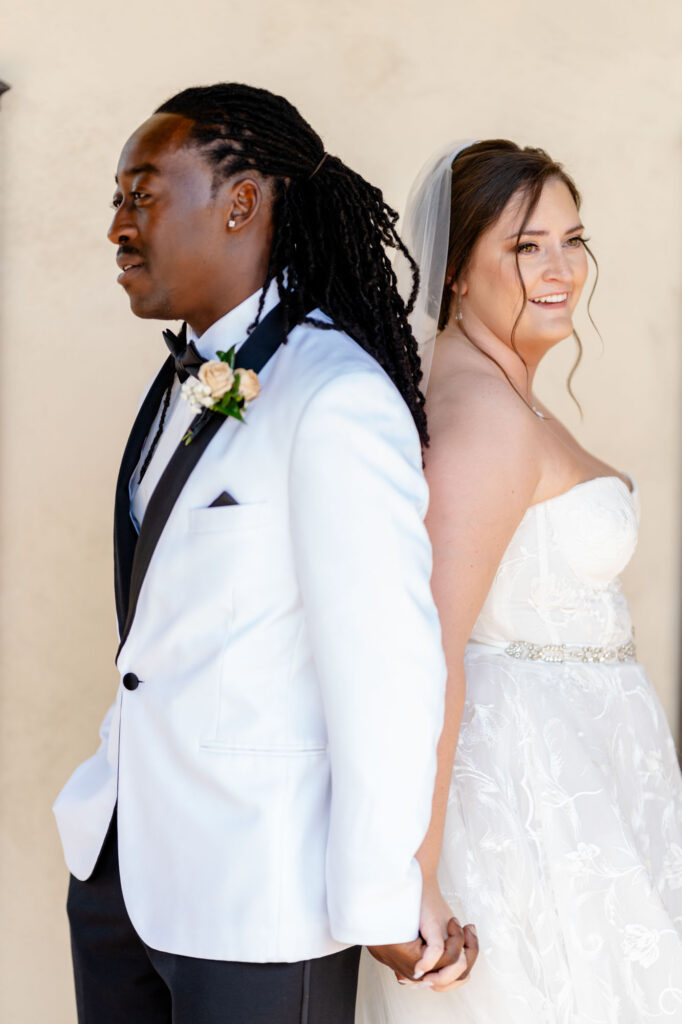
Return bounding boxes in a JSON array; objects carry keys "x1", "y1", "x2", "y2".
[{"x1": 414, "y1": 372, "x2": 541, "y2": 990}]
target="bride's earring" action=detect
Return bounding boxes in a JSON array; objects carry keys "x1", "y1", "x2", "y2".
[{"x1": 454, "y1": 292, "x2": 463, "y2": 322}]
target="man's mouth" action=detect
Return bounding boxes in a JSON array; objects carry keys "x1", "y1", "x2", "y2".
[
  {"x1": 116, "y1": 261, "x2": 146, "y2": 285},
  {"x1": 116, "y1": 247, "x2": 146, "y2": 284}
]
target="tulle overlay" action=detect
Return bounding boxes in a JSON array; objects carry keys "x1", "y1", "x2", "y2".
[{"x1": 356, "y1": 478, "x2": 682, "y2": 1022}]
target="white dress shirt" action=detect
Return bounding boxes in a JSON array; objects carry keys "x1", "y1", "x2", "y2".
[{"x1": 129, "y1": 280, "x2": 280, "y2": 531}]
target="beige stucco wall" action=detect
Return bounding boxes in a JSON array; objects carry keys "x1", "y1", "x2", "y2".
[{"x1": 1, "y1": 1, "x2": 680, "y2": 1019}]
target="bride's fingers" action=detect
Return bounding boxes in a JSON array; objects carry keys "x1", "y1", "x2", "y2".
[
  {"x1": 427, "y1": 923, "x2": 479, "y2": 991},
  {"x1": 425, "y1": 946, "x2": 468, "y2": 989},
  {"x1": 429, "y1": 916, "x2": 465, "y2": 972},
  {"x1": 413, "y1": 916, "x2": 447, "y2": 976}
]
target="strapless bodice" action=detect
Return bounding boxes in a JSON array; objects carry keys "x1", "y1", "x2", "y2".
[{"x1": 470, "y1": 475, "x2": 640, "y2": 649}]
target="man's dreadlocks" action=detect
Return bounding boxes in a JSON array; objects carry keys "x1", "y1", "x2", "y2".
[{"x1": 156, "y1": 83, "x2": 427, "y2": 444}]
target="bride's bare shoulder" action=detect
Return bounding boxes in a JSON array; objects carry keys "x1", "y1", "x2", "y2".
[
  {"x1": 424, "y1": 347, "x2": 542, "y2": 507},
  {"x1": 426, "y1": 358, "x2": 536, "y2": 445}
]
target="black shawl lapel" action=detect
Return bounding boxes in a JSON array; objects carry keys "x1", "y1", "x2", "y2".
[
  {"x1": 113, "y1": 355, "x2": 175, "y2": 636},
  {"x1": 116, "y1": 303, "x2": 287, "y2": 658}
]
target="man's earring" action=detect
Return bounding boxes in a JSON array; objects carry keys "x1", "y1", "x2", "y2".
[{"x1": 228, "y1": 217, "x2": 236, "y2": 229}]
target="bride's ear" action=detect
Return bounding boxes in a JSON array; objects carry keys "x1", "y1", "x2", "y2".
[{"x1": 448, "y1": 274, "x2": 468, "y2": 299}]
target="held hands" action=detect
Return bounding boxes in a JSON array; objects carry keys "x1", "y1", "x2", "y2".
[{"x1": 367, "y1": 878, "x2": 478, "y2": 993}]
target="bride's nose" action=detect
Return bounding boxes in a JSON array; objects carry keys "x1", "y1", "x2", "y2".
[{"x1": 542, "y1": 247, "x2": 572, "y2": 283}]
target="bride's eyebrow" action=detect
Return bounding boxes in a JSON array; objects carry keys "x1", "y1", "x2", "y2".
[{"x1": 505, "y1": 223, "x2": 584, "y2": 240}]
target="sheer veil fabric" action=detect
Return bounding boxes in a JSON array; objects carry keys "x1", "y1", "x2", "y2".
[{"x1": 394, "y1": 141, "x2": 474, "y2": 390}]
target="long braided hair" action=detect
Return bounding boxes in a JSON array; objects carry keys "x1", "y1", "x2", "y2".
[{"x1": 155, "y1": 83, "x2": 427, "y2": 444}]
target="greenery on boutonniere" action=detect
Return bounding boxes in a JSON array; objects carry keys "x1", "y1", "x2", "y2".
[{"x1": 181, "y1": 346, "x2": 261, "y2": 444}]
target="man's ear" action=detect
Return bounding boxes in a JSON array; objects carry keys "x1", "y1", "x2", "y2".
[{"x1": 224, "y1": 178, "x2": 263, "y2": 233}]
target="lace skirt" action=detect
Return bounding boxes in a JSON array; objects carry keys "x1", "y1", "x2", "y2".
[{"x1": 355, "y1": 647, "x2": 682, "y2": 1023}]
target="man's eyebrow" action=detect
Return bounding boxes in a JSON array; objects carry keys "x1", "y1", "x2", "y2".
[
  {"x1": 505, "y1": 224, "x2": 584, "y2": 240},
  {"x1": 114, "y1": 163, "x2": 160, "y2": 184}
]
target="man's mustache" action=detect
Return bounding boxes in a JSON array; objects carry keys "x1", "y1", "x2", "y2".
[{"x1": 117, "y1": 245, "x2": 142, "y2": 259}]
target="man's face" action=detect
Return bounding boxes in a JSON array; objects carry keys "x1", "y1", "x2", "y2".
[{"x1": 108, "y1": 113, "x2": 235, "y2": 330}]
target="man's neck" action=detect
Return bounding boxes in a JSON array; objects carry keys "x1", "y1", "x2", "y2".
[{"x1": 186, "y1": 278, "x2": 280, "y2": 362}]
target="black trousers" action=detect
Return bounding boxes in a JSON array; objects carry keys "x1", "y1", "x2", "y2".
[{"x1": 67, "y1": 814, "x2": 361, "y2": 1024}]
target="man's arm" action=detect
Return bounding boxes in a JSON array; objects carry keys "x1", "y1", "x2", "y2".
[{"x1": 289, "y1": 366, "x2": 447, "y2": 946}]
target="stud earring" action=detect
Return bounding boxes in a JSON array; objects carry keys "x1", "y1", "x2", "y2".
[{"x1": 228, "y1": 217, "x2": 236, "y2": 229}]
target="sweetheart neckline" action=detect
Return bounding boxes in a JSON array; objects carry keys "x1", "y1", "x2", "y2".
[{"x1": 527, "y1": 474, "x2": 636, "y2": 513}]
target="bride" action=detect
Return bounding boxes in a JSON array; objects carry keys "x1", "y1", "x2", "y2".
[{"x1": 358, "y1": 141, "x2": 682, "y2": 1022}]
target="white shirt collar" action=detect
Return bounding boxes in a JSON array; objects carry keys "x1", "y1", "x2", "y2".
[{"x1": 186, "y1": 277, "x2": 281, "y2": 361}]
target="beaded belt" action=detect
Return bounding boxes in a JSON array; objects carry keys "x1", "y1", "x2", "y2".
[{"x1": 504, "y1": 638, "x2": 637, "y2": 664}]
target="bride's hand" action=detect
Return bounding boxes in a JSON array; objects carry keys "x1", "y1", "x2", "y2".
[
  {"x1": 366, "y1": 880, "x2": 462, "y2": 983},
  {"x1": 411, "y1": 877, "x2": 478, "y2": 992}
]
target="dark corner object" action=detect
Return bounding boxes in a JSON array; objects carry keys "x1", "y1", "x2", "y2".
[{"x1": 0, "y1": 82, "x2": 10, "y2": 104}]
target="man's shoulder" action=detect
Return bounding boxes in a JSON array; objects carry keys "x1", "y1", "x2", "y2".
[
  {"x1": 281, "y1": 311, "x2": 395, "y2": 396},
  {"x1": 277, "y1": 313, "x2": 421, "y2": 457}
]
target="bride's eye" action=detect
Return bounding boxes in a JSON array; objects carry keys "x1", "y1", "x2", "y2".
[
  {"x1": 566, "y1": 235, "x2": 587, "y2": 247},
  {"x1": 517, "y1": 241, "x2": 538, "y2": 254}
]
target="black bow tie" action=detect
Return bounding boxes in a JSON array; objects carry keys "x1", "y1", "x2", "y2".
[{"x1": 162, "y1": 322, "x2": 205, "y2": 382}]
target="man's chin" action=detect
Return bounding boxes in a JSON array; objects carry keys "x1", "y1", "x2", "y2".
[{"x1": 127, "y1": 293, "x2": 175, "y2": 322}]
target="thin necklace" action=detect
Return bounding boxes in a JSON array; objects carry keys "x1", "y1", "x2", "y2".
[{"x1": 452, "y1": 328, "x2": 551, "y2": 421}]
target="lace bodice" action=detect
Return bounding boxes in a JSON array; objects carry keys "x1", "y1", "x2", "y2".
[{"x1": 471, "y1": 475, "x2": 640, "y2": 649}]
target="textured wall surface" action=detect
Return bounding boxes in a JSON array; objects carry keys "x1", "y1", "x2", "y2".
[{"x1": 1, "y1": 0, "x2": 681, "y2": 1019}]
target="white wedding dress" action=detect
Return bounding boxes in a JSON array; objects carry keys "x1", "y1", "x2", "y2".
[{"x1": 356, "y1": 475, "x2": 682, "y2": 1023}]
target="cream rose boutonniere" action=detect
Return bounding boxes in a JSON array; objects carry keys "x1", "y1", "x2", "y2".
[
  {"x1": 198, "y1": 360, "x2": 234, "y2": 399},
  {"x1": 180, "y1": 346, "x2": 261, "y2": 444}
]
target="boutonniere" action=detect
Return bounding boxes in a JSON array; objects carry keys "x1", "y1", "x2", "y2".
[{"x1": 180, "y1": 346, "x2": 261, "y2": 445}]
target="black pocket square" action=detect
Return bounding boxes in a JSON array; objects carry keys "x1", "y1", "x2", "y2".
[{"x1": 209, "y1": 491, "x2": 239, "y2": 508}]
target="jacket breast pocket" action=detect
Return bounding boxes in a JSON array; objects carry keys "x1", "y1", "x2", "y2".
[
  {"x1": 183, "y1": 501, "x2": 277, "y2": 603},
  {"x1": 188, "y1": 501, "x2": 271, "y2": 534}
]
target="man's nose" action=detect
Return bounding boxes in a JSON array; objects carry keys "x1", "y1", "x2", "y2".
[{"x1": 107, "y1": 202, "x2": 138, "y2": 245}]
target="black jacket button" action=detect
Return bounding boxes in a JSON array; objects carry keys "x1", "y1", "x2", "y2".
[{"x1": 122, "y1": 672, "x2": 140, "y2": 691}]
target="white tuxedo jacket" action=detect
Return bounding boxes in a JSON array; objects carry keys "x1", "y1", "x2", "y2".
[{"x1": 54, "y1": 301, "x2": 447, "y2": 963}]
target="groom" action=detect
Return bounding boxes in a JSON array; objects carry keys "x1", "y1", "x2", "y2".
[{"x1": 54, "y1": 84, "x2": 468, "y2": 1023}]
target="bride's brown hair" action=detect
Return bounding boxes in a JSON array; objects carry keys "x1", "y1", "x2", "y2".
[{"x1": 440, "y1": 140, "x2": 599, "y2": 410}]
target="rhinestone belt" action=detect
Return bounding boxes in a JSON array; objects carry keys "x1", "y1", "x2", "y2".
[{"x1": 504, "y1": 638, "x2": 637, "y2": 665}]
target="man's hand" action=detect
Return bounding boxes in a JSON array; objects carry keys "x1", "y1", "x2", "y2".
[
  {"x1": 367, "y1": 917, "x2": 473, "y2": 983},
  {"x1": 367, "y1": 935, "x2": 430, "y2": 981}
]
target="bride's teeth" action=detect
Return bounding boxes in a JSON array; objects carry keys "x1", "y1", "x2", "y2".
[{"x1": 533, "y1": 293, "x2": 567, "y2": 304}]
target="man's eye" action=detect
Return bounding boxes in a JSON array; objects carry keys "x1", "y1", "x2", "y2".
[{"x1": 110, "y1": 191, "x2": 148, "y2": 209}]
